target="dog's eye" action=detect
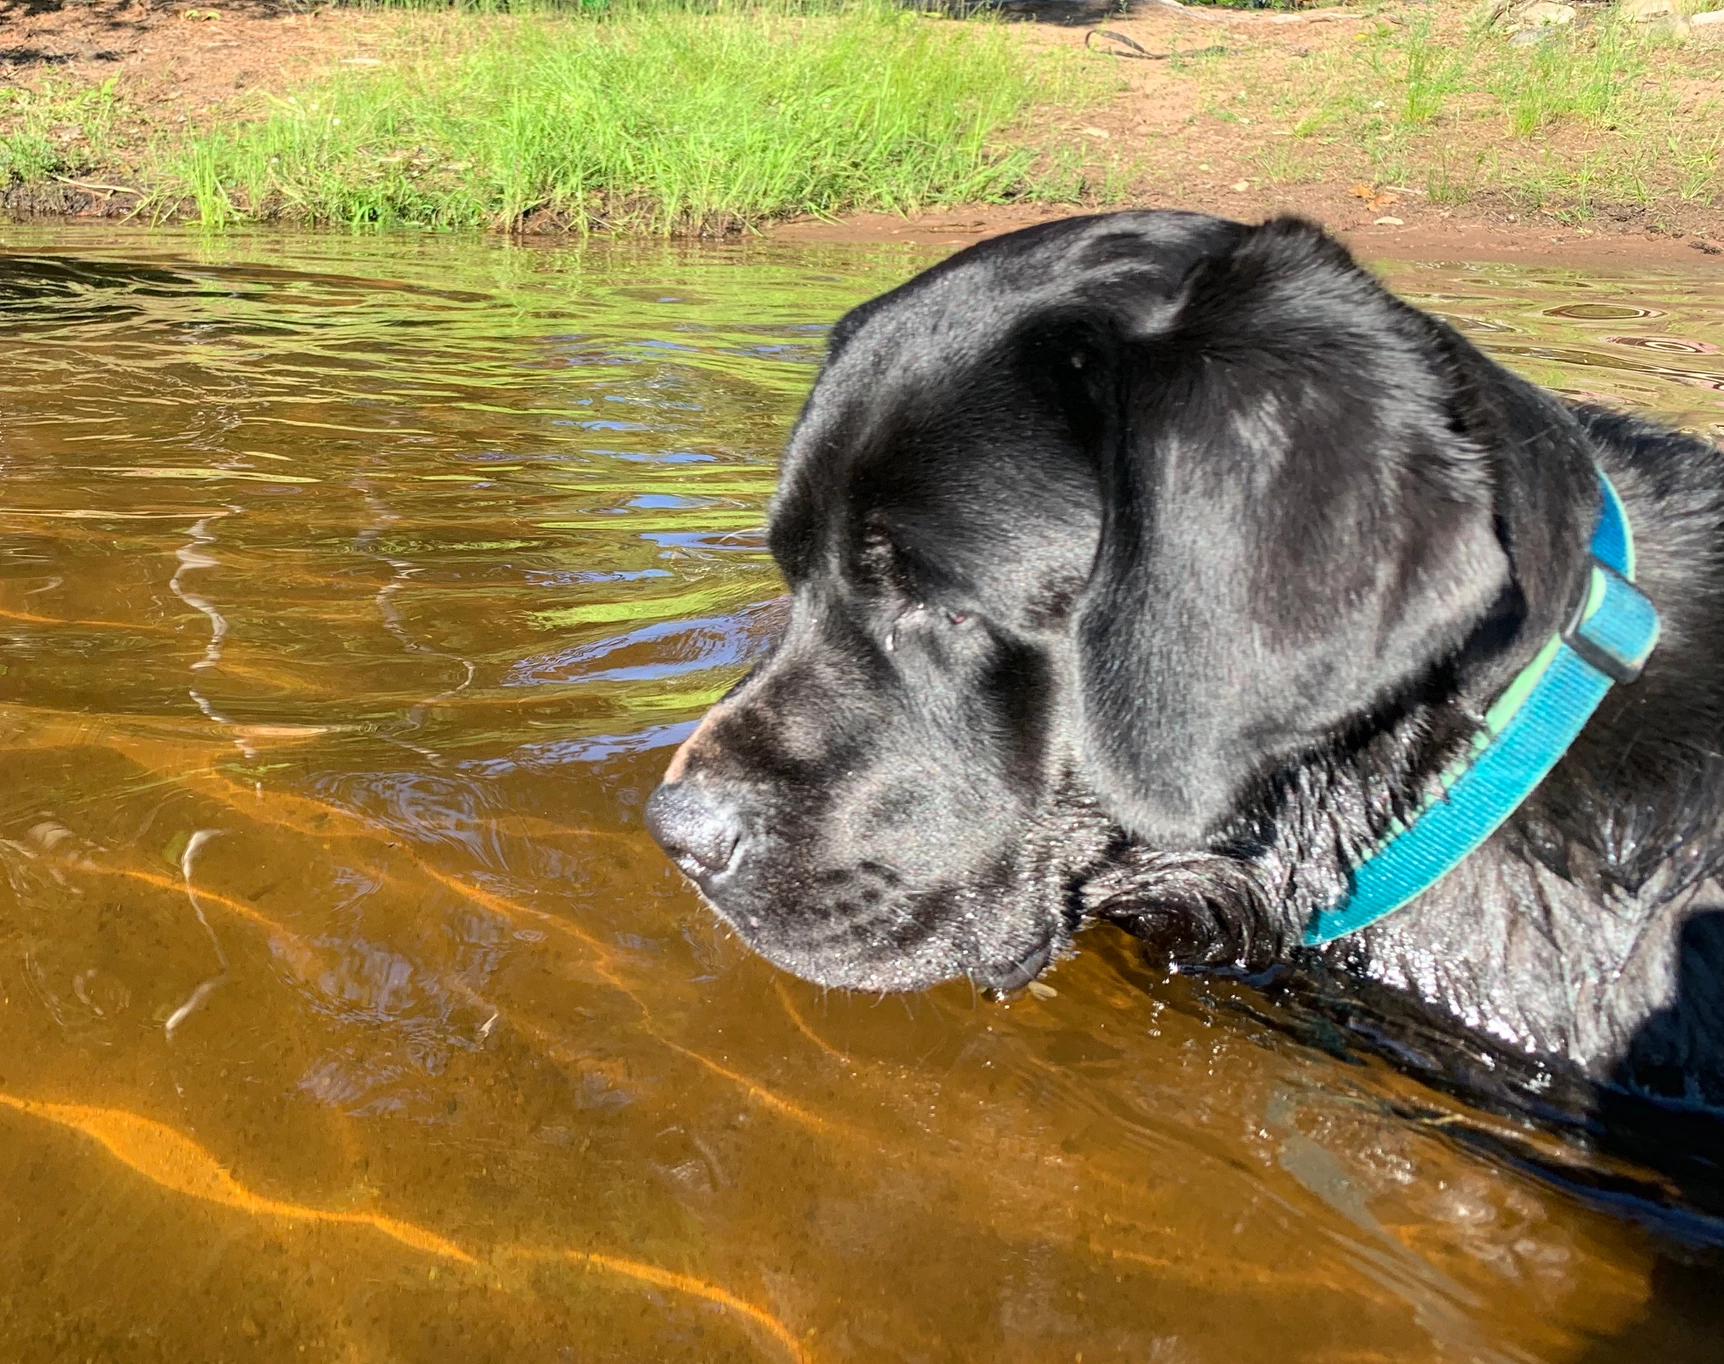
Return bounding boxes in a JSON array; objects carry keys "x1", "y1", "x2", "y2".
[
  {"x1": 885, "y1": 604, "x2": 973, "y2": 651},
  {"x1": 1069, "y1": 351, "x2": 1087, "y2": 370}
]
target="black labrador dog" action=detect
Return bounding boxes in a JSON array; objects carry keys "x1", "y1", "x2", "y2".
[{"x1": 645, "y1": 212, "x2": 1724, "y2": 1102}]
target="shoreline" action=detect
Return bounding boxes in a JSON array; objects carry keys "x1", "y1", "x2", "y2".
[
  {"x1": 765, "y1": 200, "x2": 1724, "y2": 267},
  {"x1": 2, "y1": 1, "x2": 1723, "y2": 263},
  {"x1": 6, "y1": 193, "x2": 1722, "y2": 272}
]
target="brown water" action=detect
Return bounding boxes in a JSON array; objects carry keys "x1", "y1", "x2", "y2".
[{"x1": 2, "y1": 227, "x2": 1722, "y2": 1364}]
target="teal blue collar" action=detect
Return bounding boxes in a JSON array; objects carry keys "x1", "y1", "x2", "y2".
[{"x1": 1304, "y1": 470, "x2": 1660, "y2": 945}]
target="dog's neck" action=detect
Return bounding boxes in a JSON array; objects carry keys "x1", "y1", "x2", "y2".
[
  {"x1": 1515, "y1": 412, "x2": 1724, "y2": 905},
  {"x1": 1095, "y1": 404, "x2": 1724, "y2": 974}
]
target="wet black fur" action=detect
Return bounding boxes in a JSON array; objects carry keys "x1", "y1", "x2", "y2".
[{"x1": 647, "y1": 211, "x2": 1724, "y2": 1103}]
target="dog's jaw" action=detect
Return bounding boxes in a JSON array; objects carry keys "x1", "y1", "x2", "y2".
[{"x1": 688, "y1": 875, "x2": 1075, "y2": 994}]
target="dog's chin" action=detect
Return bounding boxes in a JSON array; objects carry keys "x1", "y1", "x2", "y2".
[{"x1": 691, "y1": 884, "x2": 1067, "y2": 994}]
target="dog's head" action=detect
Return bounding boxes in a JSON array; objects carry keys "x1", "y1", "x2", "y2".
[{"x1": 645, "y1": 212, "x2": 1588, "y2": 991}]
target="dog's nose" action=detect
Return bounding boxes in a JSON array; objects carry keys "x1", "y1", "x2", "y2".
[{"x1": 645, "y1": 782, "x2": 742, "y2": 880}]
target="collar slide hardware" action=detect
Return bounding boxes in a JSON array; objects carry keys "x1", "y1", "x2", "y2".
[
  {"x1": 1562, "y1": 560, "x2": 1656, "y2": 686},
  {"x1": 1302, "y1": 470, "x2": 1659, "y2": 947}
]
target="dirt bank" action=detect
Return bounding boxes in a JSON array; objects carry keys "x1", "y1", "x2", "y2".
[
  {"x1": 2, "y1": 0, "x2": 1722, "y2": 264},
  {"x1": 972, "y1": 1, "x2": 1724, "y2": 263}
]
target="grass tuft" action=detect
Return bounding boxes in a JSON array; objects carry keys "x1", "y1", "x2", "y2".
[
  {"x1": 1392, "y1": 17, "x2": 1466, "y2": 126},
  {"x1": 0, "y1": 80, "x2": 122, "y2": 186},
  {"x1": 161, "y1": 0, "x2": 1098, "y2": 231},
  {"x1": 1226, "y1": 7, "x2": 1720, "y2": 215},
  {"x1": 1489, "y1": 17, "x2": 1642, "y2": 137}
]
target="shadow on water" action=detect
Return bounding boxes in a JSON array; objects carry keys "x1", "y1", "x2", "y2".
[
  {"x1": 910, "y1": 0, "x2": 1278, "y2": 23},
  {"x1": 1237, "y1": 910, "x2": 1724, "y2": 1360},
  {"x1": 0, "y1": 0, "x2": 1269, "y2": 28},
  {"x1": 1570, "y1": 1256, "x2": 1724, "y2": 1363},
  {"x1": 1571, "y1": 911, "x2": 1724, "y2": 1362},
  {"x1": 911, "y1": 0, "x2": 1154, "y2": 23}
]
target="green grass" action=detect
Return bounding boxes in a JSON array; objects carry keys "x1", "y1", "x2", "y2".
[
  {"x1": 4, "y1": 0, "x2": 1715, "y2": 232},
  {"x1": 163, "y1": 0, "x2": 1103, "y2": 231},
  {"x1": 1487, "y1": 16, "x2": 1643, "y2": 137},
  {"x1": 1222, "y1": 5, "x2": 1721, "y2": 213},
  {"x1": 0, "y1": 80, "x2": 123, "y2": 187},
  {"x1": 1386, "y1": 16, "x2": 1467, "y2": 126},
  {"x1": 1334, "y1": 11, "x2": 1650, "y2": 141}
]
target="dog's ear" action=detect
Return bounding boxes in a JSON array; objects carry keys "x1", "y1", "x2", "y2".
[{"x1": 1073, "y1": 218, "x2": 1512, "y2": 846}]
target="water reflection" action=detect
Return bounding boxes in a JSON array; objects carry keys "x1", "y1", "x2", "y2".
[{"x1": 0, "y1": 226, "x2": 1721, "y2": 1361}]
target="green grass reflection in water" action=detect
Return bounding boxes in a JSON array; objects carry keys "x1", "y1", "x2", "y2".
[{"x1": 0, "y1": 228, "x2": 1722, "y2": 1363}]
